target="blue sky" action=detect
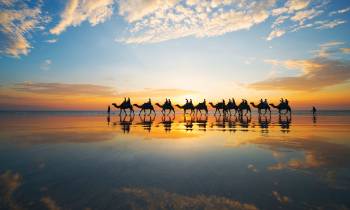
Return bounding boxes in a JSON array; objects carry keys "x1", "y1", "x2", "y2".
[{"x1": 0, "y1": 0, "x2": 350, "y2": 110}]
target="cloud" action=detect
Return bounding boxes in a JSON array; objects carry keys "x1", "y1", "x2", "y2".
[
  {"x1": 50, "y1": 0, "x2": 114, "y2": 35},
  {"x1": 248, "y1": 58, "x2": 350, "y2": 91},
  {"x1": 272, "y1": 0, "x2": 311, "y2": 16},
  {"x1": 115, "y1": 187, "x2": 259, "y2": 210},
  {"x1": 341, "y1": 48, "x2": 350, "y2": 54},
  {"x1": 45, "y1": 39, "x2": 57, "y2": 43},
  {"x1": 313, "y1": 41, "x2": 344, "y2": 58},
  {"x1": 267, "y1": 0, "x2": 347, "y2": 40},
  {"x1": 290, "y1": 8, "x2": 323, "y2": 24},
  {"x1": 40, "y1": 59, "x2": 52, "y2": 71},
  {"x1": 0, "y1": 1, "x2": 46, "y2": 57},
  {"x1": 329, "y1": 6, "x2": 350, "y2": 16},
  {"x1": 118, "y1": 0, "x2": 275, "y2": 44},
  {"x1": 266, "y1": 29, "x2": 285, "y2": 41},
  {"x1": 10, "y1": 82, "x2": 117, "y2": 97},
  {"x1": 315, "y1": 19, "x2": 346, "y2": 29},
  {"x1": 118, "y1": 0, "x2": 178, "y2": 23},
  {"x1": 0, "y1": 0, "x2": 15, "y2": 6}
]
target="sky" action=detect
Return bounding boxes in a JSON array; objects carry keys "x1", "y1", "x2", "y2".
[{"x1": 0, "y1": 0, "x2": 350, "y2": 110}]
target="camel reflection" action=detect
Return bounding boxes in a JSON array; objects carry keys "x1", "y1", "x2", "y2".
[
  {"x1": 258, "y1": 115, "x2": 271, "y2": 130},
  {"x1": 183, "y1": 115, "x2": 195, "y2": 131},
  {"x1": 238, "y1": 115, "x2": 251, "y2": 129},
  {"x1": 109, "y1": 113, "x2": 300, "y2": 134},
  {"x1": 196, "y1": 115, "x2": 208, "y2": 131},
  {"x1": 160, "y1": 115, "x2": 175, "y2": 132},
  {"x1": 113, "y1": 114, "x2": 134, "y2": 133},
  {"x1": 138, "y1": 114, "x2": 155, "y2": 132},
  {"x1": 279, "y1": 115, "x2": 291, "y2": 132}
]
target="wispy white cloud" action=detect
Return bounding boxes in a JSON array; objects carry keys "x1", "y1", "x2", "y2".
[
  {"x1": 315, "y1": 19, "x2": 346, "y2": 29},
  {"x1": 118, "y1": 0, "x2": 276, "y2": 44},
  {"x1": 266, "y1": 29, "x2": 285, "y2": 41},
  {"x1": 50, "y1": 0, "x2": 114, "y2": 35},
  {"x1": 45, "y1": 39, "x2": 57, "y2": 44},
  {"x1": 341, "y1": 48, "x2": 350, "y2": 54},
  {"x1": 313, "y1": 41, "x2": 344, "y2": 58},
  {"x1": 0, "y1": 1, "x2": 46, "y2": 57},
  {"x1": 40, "y1": 59, "x2": 52, "y2": 71},
  {"x1": 329, "y1": 6, "x2": 350, "y2": 16},
  {"x1": 267, "y1": 0, "x2": 347, "y2": 41},
  {"x1": 272, "y1": 0, "x2": 311, "y2": 16},
  {"x1": 290, "y1": 8, "x2": 323, "y2": 24}
]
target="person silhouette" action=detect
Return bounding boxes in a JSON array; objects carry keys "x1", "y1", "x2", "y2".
[
  {"x1": 264, "y1": 99, "x2": 268, "y2": 105},
  {"x1": 107, "y1": 105, "x2": 110, "y2": 115},
  {"x1": 168, "y1": 99, "x2": 172, "y2": 105},
  {"x1": 312, "y1": 106, "x2": 317, "y2": 115},
  {"x1": 148, "y1": 98, "x2": 151, "y2": 104},
  {"x1": 280, "y1": 98, "x2": 284, "y2": 103},
  {"x1": 260, "y1": 98, "x2": 263, "y2": 103},
  {"x1": 285, "y1": 99, "x2": 289, "y2": 105},
  {"x1": 203, "y1": 99, "x2": 206, "y2": 104},
  {"x1": 127, "y1": 97, "x2": 130, "y2": 104},
  {"x1": 185, "y1": 99, "x2": 188, "y2": 104}
]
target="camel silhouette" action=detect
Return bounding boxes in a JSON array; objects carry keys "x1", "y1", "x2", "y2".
[
  {"x1": 237, "y1": 101, "x2": 251, "y2": 116},
  {"x1": 250, "y1": 101, "x2": 271, "y2": 115},
  {"x1": 112, "y1": 100, "x2": 134, "y2": 115},
  {"x1": 269, "y1": 102, "x2": 291, "y2": 115},
  {"x1": 155, "y1": 102, "x2": 175, "y2": 115},
  {"x1": 176, "y1": 100, "x2": 195, "y2": 114},
  {"x1": 226, "y1": 98, "x2": 238, "y2": 115},
  {"x1": 194, "y1": 101, "x2": 208, "y2": 115},
  {"x1": 133, "y1": 102, "x2": 156, "y2": 115},
  {"x1": 209, "y1": 101, "x2": 227, "y2": 115}
]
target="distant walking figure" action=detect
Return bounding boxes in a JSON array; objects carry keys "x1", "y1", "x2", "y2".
[
  {"x1": 312, "y1": 106, "x2": 317, "y2": 115},
  {"x1": 107, "y1": 105, "x2": 110, "y2": 115}
]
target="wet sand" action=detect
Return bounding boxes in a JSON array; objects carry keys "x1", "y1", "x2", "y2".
[{"x1": 0, "y1": 111, "x2": 350, "y2": 210}]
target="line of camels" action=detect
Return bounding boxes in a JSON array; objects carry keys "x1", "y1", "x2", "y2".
[{"x1": 111, "y1": 98, "x2": 292, "y2": 116}]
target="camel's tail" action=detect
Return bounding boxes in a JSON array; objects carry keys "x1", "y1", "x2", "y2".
[{"x1": 133, "y1": 104, "x2": 142, "y2": 108}]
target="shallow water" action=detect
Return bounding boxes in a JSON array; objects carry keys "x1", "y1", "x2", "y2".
[{"x1": 0, "y1": 111, "x2": 350, "y2": 210}]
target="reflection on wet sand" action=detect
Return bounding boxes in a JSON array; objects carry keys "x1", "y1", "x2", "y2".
[
  {"x1": 108, "y1": 114, "x2": 293, "y2": 133},
  {"x1": 0, "y1": 170, "x2": 22, "y2": 210},
  {"x1": 0, "y1": 112, "x2": 350, "y2": 210},
  {"x1": 114, "y1": 187, "x2": 258, "y2": 210}
]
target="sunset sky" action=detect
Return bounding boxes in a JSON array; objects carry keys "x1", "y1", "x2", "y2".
[{"x1": 1, "y1": 0, "x2": 350, "y2": 110}]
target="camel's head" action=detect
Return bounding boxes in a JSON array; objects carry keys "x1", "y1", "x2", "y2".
[{"x1": 250, "y1": 102, "x2": 254, "y2": 105}]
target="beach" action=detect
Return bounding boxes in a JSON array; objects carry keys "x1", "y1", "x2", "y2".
[{"x1": 0, "y1": 111, "x2": 350, "y2": 210}]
